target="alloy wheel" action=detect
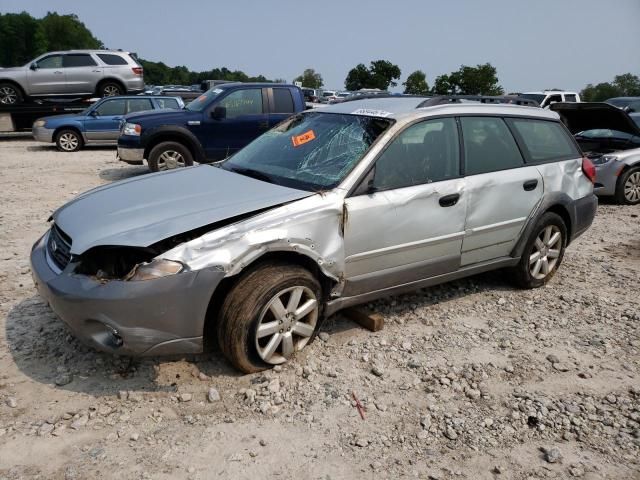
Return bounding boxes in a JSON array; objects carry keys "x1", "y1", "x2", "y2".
[
  {"x1": 103, "y1": 85, "x2": 120, "y2": 97},
  {"x1": 529, "y1": 225, "x2": 562, "y2": 280},
  {"x1": 156, "y1": 150, "x2": 185, "y2": 170},
  {"x1": 255, "y1": 286, "x2": 318, "y2": 364},
  {"x1": 58, "y1": 133, "x2": 79, "y2": 151},
  {"x1": 0, "y1": 86, "x2": 18, "y2": 104},
  {"x1": 624, "y1": 171, "x2": 640, "y2": 203}
]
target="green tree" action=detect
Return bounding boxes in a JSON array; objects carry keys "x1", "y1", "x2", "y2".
[
  {"x1": 613, "y1": 73, "x2": 640, "y2": 96},
  {"x1": 403, "y1": 70, "x2": 429, "y2": 95},
  {"x1": 432, "y1": 63, "x2": 503, "y2": 95},
  {"x1": 344, "y1": 60, "x2": 401, "y2": 91},
  {"x1": 0, "y1": 12, "x2": 47, "y2": 66},
  {"x1": 293, "y1": 68, "x2": 323, "y2": 88},
  {"x1": 580, "y1": 82, "x2": 622, "y2": 102},
  {"x1": 39, "y1": 12, "x2": 102, "y2": 52}
]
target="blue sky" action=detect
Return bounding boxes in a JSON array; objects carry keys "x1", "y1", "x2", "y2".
[{"x1": 1, "y1": 0, "x2": 639, "y2": 92}]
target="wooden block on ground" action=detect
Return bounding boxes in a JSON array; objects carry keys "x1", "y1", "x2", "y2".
[{"x1": 343, "y1": 308, "x2": 384, "y2": 332}]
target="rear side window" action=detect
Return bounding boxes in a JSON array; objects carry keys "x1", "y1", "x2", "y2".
[
  {"x1": 95, "y1": 99, "x2": 126, "y2": 116},
  {"x1": 219, "y1": 89, "x2": 263, "y2": 118},
  {"x1": 272, "y1": 88, "x2": 295, "y2": 113},
  {"x1": 63, "y1": 54, "x2": 97, "y2": 68},
  {"x1": 507, "y1": 118, "x2": 579, "y2": 162},
  {"x1": 126, "y1": 98, "x2": 153, "y2": 113},
  {"x1": 564, "y1": 94, "x2": 577, "y2": 102},
  {"x1": 373, "y1": 117, "x2": 460, "y2": 190},
  {"x1": 461, "y1": 117, "x2": 524, "y2": 175},
  {"x1": 155, "y1": 97, "x2": 180, "y2": 109},
  {"x1": 97, "y1": 54, "x2": 128, "y2": 66}
]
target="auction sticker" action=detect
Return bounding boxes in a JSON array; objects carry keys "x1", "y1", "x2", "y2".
[
  {"x1": 351, "y1": 108, "x2": 393, "y2": 117},
  {"x1": 292, "y1": 130, "x2": 316, "y2": 147}
]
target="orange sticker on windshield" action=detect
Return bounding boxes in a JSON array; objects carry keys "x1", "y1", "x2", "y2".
[{"x1": 292, "y1": 130, "x2": 316, "y2": 147}]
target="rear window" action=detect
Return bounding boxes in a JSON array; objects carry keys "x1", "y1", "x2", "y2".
[
  {"x1": 155, "y1": 97, "x2": 181, "y2": 109},
  {"x1": 97, "y1": 53, "x2": 128, "y2": 66},
  {"x1": 126, "y1": 98, "x2": 153, "y2": 114},
  {"x1": 507, "y1": 118, "x2": 579, "y2": 162},
  {"x1": 272, "y1": 88, "x2": 294, "y2": 113},
  {"x1": 64, "y1": 54, "x2": 97, "y2": 67}
]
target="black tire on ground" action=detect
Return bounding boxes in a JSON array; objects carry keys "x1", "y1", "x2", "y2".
[
  {"x1": 217, "y1": 263, "x2": 322, "y2": 374},
  {"x1": 0, "y1": 82, "x2": 24, "y2": 105},
  {"x1": 510, "y1": 212, "x2": 567, "y2": 289},
  {"x1": 98, "y1": 81, "x2": 123, "y2": 97},
  {"x1": 615, "y1": 167, "x2": 640, "y2": 205},
  {"x1": 147, "y1": 141, "x2": 194, "y2": 172},
  {"x1": 55, "y1": 129, "x2": 84, "y2": 152}
]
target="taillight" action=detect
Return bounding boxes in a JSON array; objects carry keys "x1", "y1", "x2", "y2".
[
  {"x1": 132, "y1": 67, "x2": 143, "y2": 75},
  {"x1": 582, "y1": 156, "x2": 596, "y2": 183}
]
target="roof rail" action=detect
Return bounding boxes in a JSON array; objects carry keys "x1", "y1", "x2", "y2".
[
  {"x1": 338, "y1": 93, "x2": 430, "y2": 104},
  {"x1": 418, "y1": 95, "x2": 539, "y2": 108}
]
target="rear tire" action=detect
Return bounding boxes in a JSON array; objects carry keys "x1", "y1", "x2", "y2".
[
  {"x1": 148, "y1": 141, "x2": 194, "y2": 172},
  {"x1": 217, "y1": 263, "x2": 322, "y2": 374},
  {"x1": 510, "y1": 212, "x2": 567, "y2": 289},
  {"x1": 55, "y1": 129, "x2": 83, "y2": 152},
  {"x1": 0, "y1": 82, "x2": 23, "y2": 105},
  {"x1": 615, "y1": 167, "x2": 640, "y2": 205},
  {"x1": 98, "y1": 82, "x2": 123, "y2": 97}
]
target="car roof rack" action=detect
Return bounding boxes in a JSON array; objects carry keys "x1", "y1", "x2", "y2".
[
  {"x1": 418, "y1": 95, "x2": 539, "y2": 108},
  {"x1": 338, "y1": 94, "x2": 428, "y2": 103}
]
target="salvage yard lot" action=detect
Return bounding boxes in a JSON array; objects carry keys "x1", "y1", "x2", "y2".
[{"x1": 0, "y1": 137, "x2": 639, "y2": 479}]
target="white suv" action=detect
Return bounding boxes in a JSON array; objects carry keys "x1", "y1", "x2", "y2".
[
  {"x1": 0, "y1": 50, "x2": 144, "y2": 104},
  {"x1": 520, "y1": 90, "x2": 581, "y2": 108}
]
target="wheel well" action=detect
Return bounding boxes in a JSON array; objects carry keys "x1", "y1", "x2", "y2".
[
  {"x1": 96, "y1": 78, "x2": 125, "y2": 94},
  {"x1": 202, "y1": 251, "x2": 337, "y2": 351},
  {"x1": 53, "y1": 125, "x2": 83, "y2": 142},
  {"x1": 0, "y1": 79, "x2": 26, "y2": 97},
  {"x1": 145, "y1": 135, "x2": 198, "y2": 161},
  {"x1": 546, "y1": 204, "x2": 572, "y2": 241}
]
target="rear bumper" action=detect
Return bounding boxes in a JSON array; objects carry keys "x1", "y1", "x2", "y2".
[
  {"x1": 32, "y1": 126, "x2": 55, "y2": 143},
  {"x1": 30, "y1": 231, "x2": 225, "y2": 356},
  {"x1": 570, "y1": 193, "x2": 598, "y2": 242}
]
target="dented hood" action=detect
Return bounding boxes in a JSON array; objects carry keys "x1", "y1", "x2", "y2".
[
  {"x1": 52, "y1": 166, "x2": 311, "y2": 255},
  {"x1": 550, "y1": 102, "x2": 640, "y2": 136}
]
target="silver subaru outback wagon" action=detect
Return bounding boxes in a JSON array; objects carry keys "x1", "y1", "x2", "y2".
[{"x1": 30, "y1": 97, "x2": 597, "y2": 373}]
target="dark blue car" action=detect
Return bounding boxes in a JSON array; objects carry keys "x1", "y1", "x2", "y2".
[
  {"x1": 32, "y1": 95, "x2": 184, "y2": 152},
  {"x1": 116, "y1": 83, "x2": 305, "y2": 171}
]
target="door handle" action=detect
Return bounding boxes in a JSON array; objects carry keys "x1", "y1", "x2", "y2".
[
  {"x1": 54, "y1": 71, "x2": 63, "y2": 74},
  {"x1": 439, "y1": 193, "x2": 460, "y2": 207},
  {"x1": 523, "y1": 179, "x2": 538, "y2": 191}
]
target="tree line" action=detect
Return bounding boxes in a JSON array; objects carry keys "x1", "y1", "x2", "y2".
[{"x1": 1, "y1": 11, "x2": 637, "y2": 101}]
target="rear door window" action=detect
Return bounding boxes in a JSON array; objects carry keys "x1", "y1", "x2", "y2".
[
  {"x1": 373, "y1": 117, "x2": 460, "y2": 190},
  {"x1": 155, "y1": 97, "x2": 180, "y2": 109},
  {"x1": 218, "y1": 89, "x2": 264, "y2": 118},
  {"x1": 460, "y1": 116, "x2": 524, "y2": 175},
  {"x1": 507, "y1": 118, "x2": 579, "y2": 162},
  {"x1": 63, "y1": 54, "x2": 97, "y2": 68},
  {"x1": 95, "y1": 99, "x2": 127, "y2": 116},
  {"x1": 97, "y1": 53, "x2": 129, "y2": 66},
  {"x1": 126, "y1": 98, "x2": 153, "y2": 114},
  {"x1": 272, "y1": 88, "x2": 295, "y2": 113}
]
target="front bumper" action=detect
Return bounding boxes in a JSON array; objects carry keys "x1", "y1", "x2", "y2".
[
  {"x1": 593, "y1": 161, "x2": 624, "y2": 196},
  {"x1": 30, "y1": 232, "x2": 225, "y2": 356},
  {"x1": 32, "y1": 126, "x2": 55, "y2": 143},
  {"x1": 117, "y1": 146, "x2": 144, "y2": 163}
]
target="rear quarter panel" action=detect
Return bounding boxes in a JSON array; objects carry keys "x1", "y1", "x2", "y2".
[{"x1": 536, "y1": 157, "x2": 592, "y2": 200}]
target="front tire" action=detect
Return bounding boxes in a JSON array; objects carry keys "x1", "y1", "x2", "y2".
[
  {"x1": 217, "y1": 263, "x2": 322, "y2": 373},
  {"x1": 55, "y1": 129, "x2": 83, "y2": 152},
  {"x1": 148, "y1": 141, "x2": 194, "y2": 172},
  {"x1": 0, "y1": 82, "x2": 23, "y2": 104},
  {"x1": 615, "y1": 167, "x2": 640, "y2": 205},
  {"x1": 511, "y1": 212, "x2": 567, "y2": 289}
]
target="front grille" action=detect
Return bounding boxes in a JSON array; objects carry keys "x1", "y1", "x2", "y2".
[{"x1": 47, "y1": 224, "x2": 72, "y2": 270}]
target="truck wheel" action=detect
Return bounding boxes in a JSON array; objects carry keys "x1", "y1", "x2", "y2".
[
  {"x1": 55, "y1": 129, "x2": 83, "y2": 152},
  {"x1": 0, "y1": 82, "x2": 23, "y2": 104},
  {"x1": 510, "y1": 212, "x2": 567, "y2": 289},
  {"x1": 615, "y1": 167, "x2": 640, "y2": 205},
  {"x1": 217, "y1": 263, "x2": 322, "y2": 373},
  {"x1": 148, "y1": 141, "x2": 194, "y2": 172},
  {"x1": 98, "y1": 82, "x2": 123, "y2": 97}
]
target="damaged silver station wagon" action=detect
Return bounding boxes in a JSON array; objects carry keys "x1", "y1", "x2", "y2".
[{"x1": 31, "y1": 97, "x2": 598, "y2": 373}]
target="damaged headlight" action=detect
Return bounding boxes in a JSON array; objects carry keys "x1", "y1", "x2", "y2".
[
  {"x1": 122, "y1": 122, "x2": 142, "y2": 136},
  {"x1": 126, "y1": 259, "x2": 184, "y2": 281}
]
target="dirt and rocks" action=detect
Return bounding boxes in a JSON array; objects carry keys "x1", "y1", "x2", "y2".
[{"x1": 0, "y1": 136, "x2": 639, "y2": 479}]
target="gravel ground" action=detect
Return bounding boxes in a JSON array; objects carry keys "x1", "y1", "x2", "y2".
[{"x1": 0, "y1": 137, "x2": 639, "y2": 480}]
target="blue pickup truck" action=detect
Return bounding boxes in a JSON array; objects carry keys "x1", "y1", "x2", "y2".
[
  {"x1": 117, "y1": 83, "x2": 306, "y2": 171},
  {"x1": 32, "y1": 95, "x2": 184, "y2": 152}
]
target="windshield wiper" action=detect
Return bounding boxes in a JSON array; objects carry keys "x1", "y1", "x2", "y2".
[{"x1": 228, "y1": 166, "x2": 274, "y2": 184}]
